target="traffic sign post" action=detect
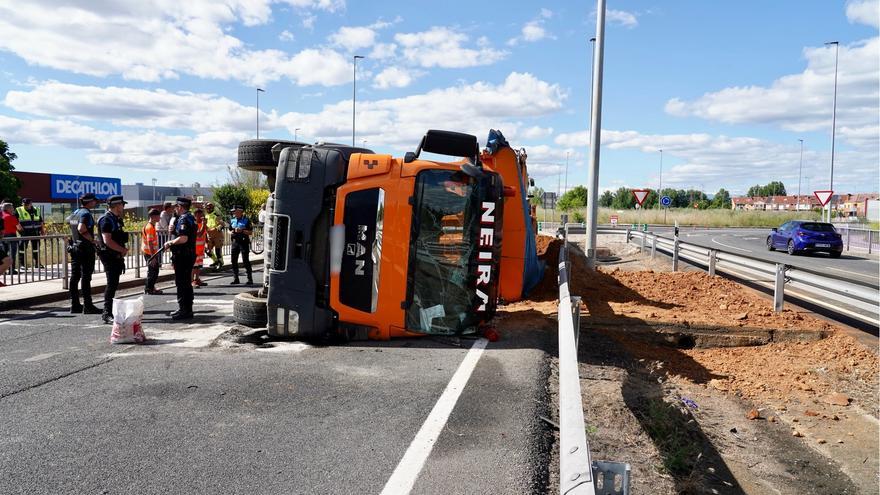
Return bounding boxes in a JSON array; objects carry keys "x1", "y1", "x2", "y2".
[
  {"x1": 610, "y1": 214, "x2": 618, "y2": 227},
  {"x1": 814, "y1": 190, "x2": 833, "y2": 221},
  {"x1": 660, "y1": 195, "x2": 671, "y2": 224},
  {"x1": 632, "y1": 189, "x2": 649, "y2": 231}
]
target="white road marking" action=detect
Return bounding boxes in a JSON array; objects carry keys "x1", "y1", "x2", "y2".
[
  {"x1": 711, "y1": 237, "x2": 753, "y2": 253},
  {"x1": 381, "y1": 338, "x2": 489, "y2": 495},
  {"x1": 826, "y1": 266, "x2": 875, "y2": 278},
  {"x1": 24, "y1": 352, "x2": 61, "y2": 362}
]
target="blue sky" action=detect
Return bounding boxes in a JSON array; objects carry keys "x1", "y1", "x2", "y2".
[{"x1": 0, "y1": 0, "x2": 877, "y2": 197}]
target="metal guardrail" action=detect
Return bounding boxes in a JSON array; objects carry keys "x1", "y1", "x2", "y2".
[
  {"x1": 604, "y1": 228, "x2": 880, "y2": 327},
  {"x1": 0, "y1": 226, "x2": 263, "y2": 288},
  {"x1": 557, "y1": 236, "x2": 631, "y2": 495}
]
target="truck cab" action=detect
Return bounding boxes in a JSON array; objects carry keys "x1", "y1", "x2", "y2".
[{"x1": 265, "y1": 130, "x2": 504, "y2": 341}]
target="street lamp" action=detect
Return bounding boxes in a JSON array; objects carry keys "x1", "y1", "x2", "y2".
[
  {"x1": 584, "y1": 0, "x2": 607, "y2": 270},
  {"x1": 151, "y1": 178, "x2": 157, "y2": 205},
  {"x1": 657, "y1": 149, "x2": 664, "y2": 209},
  {"x1": 256, "y1": 88, "x2": 265, "y2": 139},
  {"x1": 294, "y1": 127, "x2": 301, "y2": 141},
  {"x1": 797, "y1": 139, "x2": 804, "y2": 211},
  {"x1": 825, "y1": 40, "x2": 839, "y2": 222},
  {"x1": 352, "y1": 55, "x2": 365, "y2": 146}
]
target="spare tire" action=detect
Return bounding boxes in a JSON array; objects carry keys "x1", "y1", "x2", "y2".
[
  {"x1": 237, "y1": 139, "x2": 303, "y2": 171},
  {"x1": 233, "y1": 290, "x2": 268, "y2": 328}
]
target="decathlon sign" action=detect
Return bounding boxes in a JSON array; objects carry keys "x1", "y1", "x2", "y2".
[{"x1": 50, "y1": 174, "x2": 121, "y2": 200}]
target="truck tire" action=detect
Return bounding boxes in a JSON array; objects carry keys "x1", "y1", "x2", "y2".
[
  {"x1": 233, "y1": 290, "x2": 268, "y2": 328},
  {"x1": 237, "y1": 139, "x2": 300, "y2": 170}
]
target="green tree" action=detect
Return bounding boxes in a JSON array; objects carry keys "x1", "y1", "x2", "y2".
[
  {"x1": 599, "y1": 190, "x2": 614, "y2": 207},
  {"x1": 747, "y1": 181, "x2": 786, "y2": 197},
  {"x1": 611, "y1": 187, "x2": 635, "y2": 209},
  {"x1": 710, "y1": 188, "x2": 731, "y2": 209},
  {"x1": 0, "y1": 140, "x2": 22, "y2": 204},
  {"x1": 528, "y1": 186, "x2": 545, "y2": 207},
  {"x1": 557, "y1": 185, "x2": 588, "y2": 211},
  {"x1": 213, "y1": 184, "x2": 251, "y2": 219}
]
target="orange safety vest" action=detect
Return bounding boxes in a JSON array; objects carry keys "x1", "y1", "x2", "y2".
[
  {"x1": 142, "y1": 222, "x2": 159, "y2": 255},
  {"x1": 195, "y1": 219, "x2": 207, "y2": 259}
]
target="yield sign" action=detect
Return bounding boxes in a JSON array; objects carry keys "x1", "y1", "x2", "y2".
[
  {"x1": 814, "y1": 190, "x2": 834, "y2": 206},
  {"x1": 631, "y1": 189, "x2": 650, "y2": 206}
]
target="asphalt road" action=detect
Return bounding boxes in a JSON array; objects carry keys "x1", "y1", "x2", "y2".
[
  {"x1": 663, "y1": 227, "x2": 879, "y2": 287},
  {"x1": 0, "y1": 268, "x2": 553, "y2": 494}
]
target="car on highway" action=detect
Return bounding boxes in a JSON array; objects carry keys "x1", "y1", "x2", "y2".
[{"x1": 767, "y1": 220, "x2": 843, "y2": 257}]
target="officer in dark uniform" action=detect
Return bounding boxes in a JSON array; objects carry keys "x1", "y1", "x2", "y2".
[
  {"x1": 97, "y1": 195, "x2": 129, "y2": 324},
  {"x1": 68, "y1": 193, "x2": 102, "y2": 314},
  {"x1": 229, "y1": 205, "x2": 253, "y2": 285},
  {"x1": 163, "y1": 197, "x2": 196, "y2": 320}
]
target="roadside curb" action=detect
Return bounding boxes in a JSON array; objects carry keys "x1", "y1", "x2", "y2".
[{"x1": 0, "y1": 259, "x2": 264, "y2": 312}]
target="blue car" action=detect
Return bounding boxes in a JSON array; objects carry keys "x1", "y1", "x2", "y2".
[{"x1": 767, "y1": 220, "x2": 843, "y2": 257}]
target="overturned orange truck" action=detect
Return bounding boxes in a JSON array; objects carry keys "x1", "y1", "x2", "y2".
[{"x1": 260, "y1": 129, "x2": 543, "y2": 341}]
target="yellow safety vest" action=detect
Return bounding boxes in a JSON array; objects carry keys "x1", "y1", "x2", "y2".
[{"x1": 205, "y1": 211, "x2": 222, "y2": 229}]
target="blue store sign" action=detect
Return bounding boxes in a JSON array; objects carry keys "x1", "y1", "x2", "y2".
[{"x1": 50, "y1": 174, "x2": 121, "y2": 200}]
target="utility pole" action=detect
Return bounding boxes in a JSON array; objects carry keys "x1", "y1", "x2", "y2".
[
  {"x1": 294, "y1": 128, "x2": 300, "y2": 141},
  {"x1": 825, "y1": 41, "x2": 839, "y2": 222},
  {"x1": 352, "y1": 55, "x2": 365, "y2": 146},
  {"x1": 256, "y1": 88, "x2": 265, "y2": 139},
  {"x1": 797, "y1": 139, "x2": 804, "y2": 212},
  {"x1": 585, "y1": 0, "x2": 607, "y2": 270},
  {"x1": 658, "y1": 149, "x2": 663, "y2": 210}
]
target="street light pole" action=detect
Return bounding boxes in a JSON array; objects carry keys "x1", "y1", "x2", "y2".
[
  {"x1": 797, "y1": 139, "x2": 804, "y2": 212},
  {"x1": 294, "y1": 127, "x2": 300, "y2": 141},
  {"x1": 658, "y1": 148, "x2": 663, "y2": 209},
  {"x1": 352, "y1": 55, "x2": 365, "y2": 146},
  {"x1": 585, "y1": 0, "x2": 607, "y2": 270},
  {"x1": 256, "y1": 88, "x2": 265, "y2": 139},
  {"x1": 825, "y1": 41, "x2": 839, "y2": 222}
]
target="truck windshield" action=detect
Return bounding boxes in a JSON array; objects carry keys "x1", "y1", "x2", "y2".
[{"x1": 406, "y1": 169, "x2": 483, "y2": 335}]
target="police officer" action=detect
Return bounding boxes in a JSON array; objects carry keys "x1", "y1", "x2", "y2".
[
  {"x1": 16, "y1": 198, "x2": 45, "y2": 269},
  {"x1": 97, "y1": 195, "x2": 129, "y2": 324},
  {"x1": 68, "y1": 193, "x2": 102, "y2": 315},
  {"x1": 229, "y1": 205, "x2": 253, "y2": 285},
  {"x1": 163, "y1": 197, "x2": 196, "y2": 320}
]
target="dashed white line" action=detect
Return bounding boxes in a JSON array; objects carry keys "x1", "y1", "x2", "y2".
[
  {"x1": 380, "y1": 338, "x2": 489, "y2": 495},
  {"x1": 711, "y1": 237, "x2": 753, "y2": 253}
]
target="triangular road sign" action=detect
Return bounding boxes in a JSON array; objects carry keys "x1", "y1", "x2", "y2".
[
  {"x1": 631, "y1": 189, "x2": 650, "y2": 206},
  {"x1": 814, "y1": 190, "x2": 834, "y2": 206}
]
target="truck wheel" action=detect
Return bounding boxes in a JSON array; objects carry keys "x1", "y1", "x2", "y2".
[
  {"x1": 233, "y1": 290, "x2": 268, "y2": 328},
  {"x1": 237, "y1": 139, "x2": 300, "y2": 169}
]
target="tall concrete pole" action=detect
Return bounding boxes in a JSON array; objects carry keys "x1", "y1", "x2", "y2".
[
  {"x1": 824, "y1": 41, "x2": 839, "y2": 222},
  {"x1": 797, "y1": 139, "x2": 804, "y2": 211},
  {"x1": 585, "y1": 0, "x2": 607, "y2": 270}
]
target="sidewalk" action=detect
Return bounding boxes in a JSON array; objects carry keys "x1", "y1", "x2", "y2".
[{"x1": 0, "y1": 252, "x2": 263, "y2": 311}]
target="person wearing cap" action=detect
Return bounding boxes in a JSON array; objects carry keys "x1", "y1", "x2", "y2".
[
  {"x1": 97, "y1": 195, "x2": 129, "y2": 324},
  {"x1": 1, "y1": 202, "x2": 21, "y2": 275},
  {"x1": 204, "y1": 202, "x2": 225, "y2": 269},
  {"x1": 163, "y1": 197, "x2": 196, "y2": 320},
  {"x1": 142, "y1": 209, "x2": 163, "y2": 295},
  {"x1": 229, "y1": 205, "x2": 253, "y2": 285},
  {"x1": 68, "y1": 193, "x2": 102, "y2": 314},
  {"x1": 15, "y1": 198, "x2": 45, "y2": 269}
]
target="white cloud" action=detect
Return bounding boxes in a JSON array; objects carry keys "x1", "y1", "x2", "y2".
[
  {"x1": 369, "y1": 43, "x2": 398, "y2": 60},
  {"x1": 607, "y1": 9, "x2": 638, "y2": 28},
  {"x1": 508, "y1": 10, "x2": 555, "y2": 46},
  {"x1": 301, "y1": 13, "x2": 317, "y2": 30},
  {"x1": 846, "y1": 0, "x2": 880, "y2": 28},
  {"x1": 665, "y1": 37, "x2": 880, "y2": 150},
  {"x1": 554, "y1": 129, "x2": 879, "y2": 194},
  {"x1": 372, "y1": 67, "x2": 418, "y2": 89},
  {"x1": 329, "y1": 26, "x2": 377, "y2": 51},
  {"x1": 395, "y1": 27, "x2": 507, "y2": 68},
  {"x1": 279, "y1": 30, "x2": 295, "y2": 41},
  {"x1": 0, "y1": 1, "x2": 352, "y2": 87}
]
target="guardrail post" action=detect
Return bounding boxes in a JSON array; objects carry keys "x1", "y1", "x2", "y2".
[
  {"x1": 672, "y1": 237, "x2": 680, "y2": 272},
  {"x1": 571, "y1": 295, "x2": 582, "y2": 348},
  {"x1": 869, "y1": 230, "x2": 874, "y2": 255},
  {"x1": 651, "y1": 234, "x2": 657, "y2": 259},
  {"x1": 625, "y1": 227, "x2": 631, "y2": 243},
  {"x1": 708, "y1": 249, "x2": 717, "y2": 276},
  {"x1": 135, "y1": 244, "x2": 141, "y2": 279},
  {"x1": 62, "y1": 237, "x2": 69, "y2": 290},
  {"x1": 845, "y1": 226, "x2": 850, "y2": 252},
  {"x1": 774, "y1": 263, "x2": 785, "y2": 312},
  {"x1": 639, "y1": 233, "x2": 645, "y2": 254}
]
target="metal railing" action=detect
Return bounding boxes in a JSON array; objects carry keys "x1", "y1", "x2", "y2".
[
  {"x1": 612, "y1": 228, "x2": 880, "y2": 327},
  {"x1": 834, "y1": 224, "x2": 878, "y2": 254},
  {"x1": 0, "y1": 226, "x2": 263, "y2": 288},
  {"x1": 557, "y1": 236, "x2": 631, "y2": 495}
]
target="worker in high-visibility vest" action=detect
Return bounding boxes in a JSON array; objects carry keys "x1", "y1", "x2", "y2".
[
  {"x1": 15, "y1": 198, "x2": 44, "y2": 269},
  {"x1": 204, "y1": 202, "x2": 226, "y2": 269},
  {"x1": 192, "y1": 208, "x2": 208, "y2": 288},
  {"x1": 142, "y1": 209, "x2": 163, "y2": 295}
]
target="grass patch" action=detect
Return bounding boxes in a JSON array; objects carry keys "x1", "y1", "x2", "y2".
[{"x1": 637, "y1": 398, "x2": 701, "y2": 477}]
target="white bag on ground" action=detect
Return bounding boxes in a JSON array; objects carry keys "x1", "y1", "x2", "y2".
[{"x1": 110, "y1": 297, "x2": 146, "y2": 344}]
